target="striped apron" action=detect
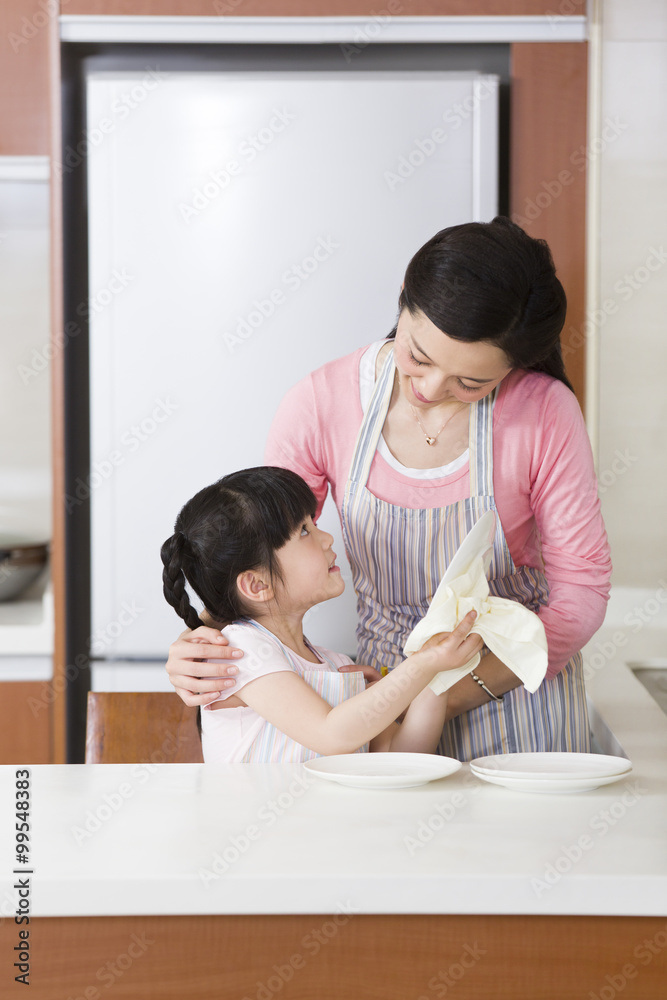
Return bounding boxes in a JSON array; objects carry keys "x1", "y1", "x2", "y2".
[
  {"x1": 239, "y1": 620, "x2": 369, "y2": 762},
  {"x1": 341, "y1": 349, "x2": 591, "y2": 761}
]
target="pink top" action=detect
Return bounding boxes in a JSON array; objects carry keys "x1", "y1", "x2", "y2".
[{"x1": 265, "y1": 341, "x2": 612, "y2": 680}]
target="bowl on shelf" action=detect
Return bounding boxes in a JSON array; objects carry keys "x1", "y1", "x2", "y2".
[{"x1": 0, "y1": 535, "x2": 49, "y2": 602}]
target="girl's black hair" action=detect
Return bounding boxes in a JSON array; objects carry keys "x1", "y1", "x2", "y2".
[
  {"x1": 161, "y1": 467, "x2": 317, "y2": 743},
  {"x1": 388, "y1": 215, "x2": 573, "y2": 391},
  {"x1": 160, "y1": 466, "x2": 317, "y2": 633}
]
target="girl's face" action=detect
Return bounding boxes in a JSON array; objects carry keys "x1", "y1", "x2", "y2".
[
  {"x1": 273, "y1": 516, "x2": 344, "y2": 613},
  {"x1": 393, "y1": 308, "x2": 512, "y2": 408}
]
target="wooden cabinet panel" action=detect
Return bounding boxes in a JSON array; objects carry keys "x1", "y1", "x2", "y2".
[
  {"x1": 2, "y1": 913, "x2": 665, "y2": 998},
  {"x1": 0, "y1": 1, "x2": 51, "y2": 154},
  {"x1": 510, "y1": 42, "x2": 588, "y2": 406},
  {"x1": 0, "y1": 682, "x2": 51, "y2": 763},
  {"x1": 67, "y1": 2, "x2": 578, "y2": 16}
]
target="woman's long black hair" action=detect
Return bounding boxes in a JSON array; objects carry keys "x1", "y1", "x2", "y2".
[
  {"x1": 160, "y1": 467, "x2": 317, "y2": 633},
  {"x1": 389, "y1": 215, "x2": 573, "y2": 391}
]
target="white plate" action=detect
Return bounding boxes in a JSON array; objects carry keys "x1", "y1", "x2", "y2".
[
  {"x1": 440, "y1": 510, "x2": 496, "y2": 586},
  {"x1": 303, "y1": 752, "x2": 462, "y2": 789},
  {"x1": 470, "y1": 752, "x2": 632, "y2": 781},
  {"x1": 470, "y1": 769, "x2": 632, "y2": 795}
]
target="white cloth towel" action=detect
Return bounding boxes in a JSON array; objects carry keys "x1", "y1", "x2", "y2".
[{"x1": 403, "y1": 555, "x2": 549, "y2": 696}]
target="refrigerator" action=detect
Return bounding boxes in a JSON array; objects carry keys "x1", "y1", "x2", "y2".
[{"x1": 84, "y1": 67, "x2": 499, "y2": 686}]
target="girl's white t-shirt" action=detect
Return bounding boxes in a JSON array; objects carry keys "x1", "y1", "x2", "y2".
[{"x1": 200, "y1": 621, "x2": 361, "y2": 763}]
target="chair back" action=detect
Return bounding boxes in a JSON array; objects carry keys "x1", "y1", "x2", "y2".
[{"x1": 85, "y1": 691, "x2": 203, "y2": 764}]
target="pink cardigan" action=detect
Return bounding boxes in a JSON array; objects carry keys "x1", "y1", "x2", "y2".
[{"x1": 265, "y1": 342, "x2": 612, "y2": 679}]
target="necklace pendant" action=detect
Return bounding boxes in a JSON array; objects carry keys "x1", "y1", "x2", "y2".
[{"x1": 425, "y1": 436, "x2": 436, "y2": 446}]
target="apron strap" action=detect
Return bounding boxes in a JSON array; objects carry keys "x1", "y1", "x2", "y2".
[
  {"x1": 469, "y1": 389, "x2": 496, "y2": 497},
  {"x1": 348, "y1": 348, "x2": 396, "y2": 488}
]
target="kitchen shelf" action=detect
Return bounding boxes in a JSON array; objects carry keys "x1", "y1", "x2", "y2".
[
  {"x1": 0, "y1": 565, "x2": 53, "y2": 655},
  {"x1": 0, "y1": 161, "x2": 52, "y2": 660}
]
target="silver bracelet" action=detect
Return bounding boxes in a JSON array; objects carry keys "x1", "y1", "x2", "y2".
[{"x1": 470, "y1": 670, "x2": 503, "y2": 703}]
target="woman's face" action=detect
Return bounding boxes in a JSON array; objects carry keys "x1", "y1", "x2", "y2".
[{"x1": 393, "y1": 308, "x2": 512, "y2": 408}]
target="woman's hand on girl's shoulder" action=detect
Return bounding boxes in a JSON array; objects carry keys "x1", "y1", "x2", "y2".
[
  {"x1": 337, "y1": 663, "x2": 383, "y2": 687},
  {"x1": 166, "y1": 625, "x2": 244, "y2": 707}
]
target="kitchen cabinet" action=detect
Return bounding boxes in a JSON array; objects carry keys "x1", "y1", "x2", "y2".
[
  {"x1": 66, "y1": 1, "x2": 568, "y2": 15},
  {"x1": 0, "y1": 596, "x2": 53, "y2": 763},
  {"x1": 0, "y1": 1, "x2": 50, "y2": 155},
  {"x1": 0, "y1": 679, "x2": 51, "y2": 763}
]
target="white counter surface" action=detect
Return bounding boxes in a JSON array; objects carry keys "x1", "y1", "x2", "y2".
[{"x1": 1, "y1": 659, "x2": 665, "y2": 918}]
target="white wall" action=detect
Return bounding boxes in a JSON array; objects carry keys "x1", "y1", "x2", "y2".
[
  {"x1": 0, "y1": 176, "x2": 51, "y2": 543},
  {"x1": 596, "y1": 1, "x2": 667, "y2": 589}
]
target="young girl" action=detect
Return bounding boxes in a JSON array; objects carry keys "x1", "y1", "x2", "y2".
[{"x1": 160, "y1": 467, "x2": 481, "y2": 763}]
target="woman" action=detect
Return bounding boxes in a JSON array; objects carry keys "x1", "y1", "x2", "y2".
[{"x1": 165, "y1": 217, "x2": 611, "y2": 760}]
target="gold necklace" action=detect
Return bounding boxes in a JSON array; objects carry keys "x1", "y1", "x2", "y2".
[{"x1": 409, "y1": 400, "x2": 466, "y2": 446}]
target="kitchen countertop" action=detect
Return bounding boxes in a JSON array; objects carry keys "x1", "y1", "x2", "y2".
[{"x1": 1, "y1": 657, "x2": 665, "y2": 919}]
